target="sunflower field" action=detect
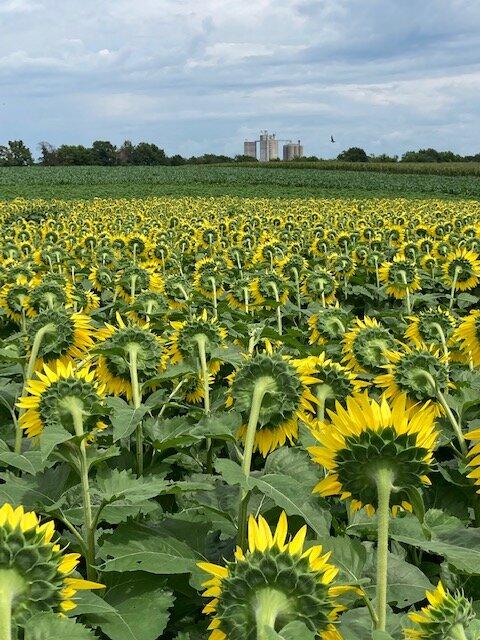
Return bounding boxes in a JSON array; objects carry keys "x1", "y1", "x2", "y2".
[{"x1": 1, "y1": 195, "x2": 480, "y2": 640}]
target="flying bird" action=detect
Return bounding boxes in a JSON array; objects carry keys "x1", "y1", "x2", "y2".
[{"x1": 331, "y1": 135, "x2": 335, "y2": 143}]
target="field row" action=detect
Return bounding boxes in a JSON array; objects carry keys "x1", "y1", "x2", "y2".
[{"x1": 1, "y1": 165, "x2": 480, "y2": 200}]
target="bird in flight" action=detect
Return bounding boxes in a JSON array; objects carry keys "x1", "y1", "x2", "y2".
[{"x1": 331, "y1": 135, "x2": 335, "y2": 143}]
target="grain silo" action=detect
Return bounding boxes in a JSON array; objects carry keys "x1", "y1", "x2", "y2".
[{"x1": 283, "y1": 140, "x2": 304, "y2": 161}]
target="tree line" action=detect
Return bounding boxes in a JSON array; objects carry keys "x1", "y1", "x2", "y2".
[{"x1": 1, "y1": 139, "x2": 480, "y2": 167}]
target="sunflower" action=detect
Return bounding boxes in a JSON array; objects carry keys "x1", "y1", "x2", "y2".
[
  {"x1": 250, "y1": 273, "x2": 289, "y2": 308},
  {"x1": 193, "y1": 256, "x2": 225, "y2": 300},
  {"x1": 442, "y1": 248, "x2": 480, "y2": 292},
  {"x1": 26, "y1": 280, "x2": 69, "y2": 317},
  {"x1": 226, "y1": 353, "x2": 318, "y2": 456},
  {"x1": 198, "y1": 512, "x2": 345, "y2": 640},
  {"x1": 301, "y1": 269, "x2": 337, "y2": 305},
  {"x1": 464, "y1": 427, "x2": 480, "y2": 492},
  {"x1": 89, "y1": 265, "x2": 114, "y2": 293},
  {"x1": 115, "y1": 264, "x2": 163, "y2": 303},
  {"x1": 454, "y1": 310, "x2": 480, "y2": 366},
  {"x1": 405, "y1": 582, "x2": 474, "y2": 640},
  {"x1": 379, "y1": 257, "x2": 421, "y2": 299},
  {"x1": 0, "y1": 282, "x2": 30, "y2": 323},
  {"x1": 302, "y1": 353, "x2": 369, "y2": 424},
  {"x1": 342, "y1": 317, "x2": 396, "y2": 376},
  {"x1": 405, "y1": 308, "x2": 457, "y2": 349},
  {"x1": 225, "y1": 274, "x2": 254, "y2": 312},
  {"x1": 309, "y1": 393, "x2": 438, "y2": 515},
  {"x1": 308, "y1": 307, "x2": 349, "y2": 346},
  {"x1": 0, "y1": 503, "x2": 103, "y2": 632},
  {"x1": 17, "y1": 361, "x2": 106, "y2": 438},
  {"x1": 95, "y1": 320, "x2": 164, "y2": 400},
  {"x1": 167, "y1": 309, "x2": 228, "y2": 375},
  {"x1": 26, "y1": 309, "x2": 96, "y2": 368},
  {"x1": 374, "y1": 344, "x2": 449, "y2": 416}
]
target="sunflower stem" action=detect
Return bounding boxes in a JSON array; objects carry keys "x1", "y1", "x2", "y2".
[
  {"x1": 237, "y1": 377, "x2": 274, "y2": 549},
  {"x1": 292, "y1": 267, "x2": 302, "y2": 319},
  {"x1": 448, "y1": 266, "x2": 461, "y2": 310},
  {"x1": 195, "y1": 334, "x2": 212, "y2": 471},
  {"x1": 209, "y1": 276, "x2": 218, "y2": 319},
  {"x1": 315, "y1": 384, "x2": 332, "y2": 424},
  {"x1": 130, "y1": 273, "x2": 138, "y2": 302},
  {"x1": 0, "y1": 571, "x2": 24, "y2": 640},
  {"x1": 127, "y1": 344, "x2": 144, "y2": 476},
  {"x1": 16, "y1": 322, "x2": 56, "y2": 454},
  {"x1": 399, "y1": 271, "x2": 411, "y2": 315},
  {"x1": 268, "y1": 281, "x2": 282, "y2": 336},
  {"x1": 70, "y1": 402, "x2": 96, "y2": 582},
  {"x1": 420, "y1": 370, "x2": 467, "y2": 455},
  {"x1": 243, "y1": 286, "x2": 250, "y2": 315},
  {"x1": 450, "y1": 623, "x2": 468, "y2": 640},
  {"x1": 254, "y1": 587, "x2": 290, "y2": 640},
  {"x1": 432, "y1": 322, "x2": 450, "y2": 374},
  {"x1": 374, "y1": 466, "x2": 394, "y2": 632}
]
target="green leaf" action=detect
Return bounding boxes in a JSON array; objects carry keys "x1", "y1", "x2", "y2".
[
  {"x1": 24, "y1": 613, "x2": 95, "y2": 640},
  {"x1": 0, "y1": 465, "x2": 71, "y2": 511},
  {"x1": 364, "y1": 552, "x2": 433, "y2": 607},
  {"x1": 249, "y1": 473, "x2": 331, "y2": 538},
  {"x1": 278, "y1": 621, "x2": 316, "y2": 639},
  {"x1": 105, "y1": 397, "x2": 148, "y2": 442},
  {"x1": 214, "y1": 458, "x2": 249, "y2": 487},
  {"x1": 94, "y1": 468, "x2": 169, "y2": 503},
  {"x1": 83, "y1": 573, "x2": 174, "y2": 640},
  {"x1": 0, "y1": 447, "x2": 48, "y2": 474},
  {"x1": 148, "y1": 416, "x2": 202, "y2": 452},
  {"x1": 372, "y1": 633, "x2": 395, "y2": 640},
  {"x1": 318, "y1": 536, "x2": 367, "y2": 586},
  {"x1": 98, "y1": 522, "x2": 197, "y2": 574},
  {"x1": 391, "y1": 526, "x2": 480, "y2": 574},
  {"x1": 193, "y1": 411, "x2": 242, "y2": 442},
  {"x1": 39, "y1": 421, "x2": 72, "y2": 459},
  {"x1": 215, "y1": 458, "x2": 331, "y2": 537},
  {"x1": 405, "y1": 486, "x2": 425, "y2": 524}
]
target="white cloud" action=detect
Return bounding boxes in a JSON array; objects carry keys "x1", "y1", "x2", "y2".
[{"x1": 1, "y1": 0, "x2": 480, "y2": 157}]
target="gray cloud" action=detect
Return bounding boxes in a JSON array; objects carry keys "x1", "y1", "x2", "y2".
[{"x1": 0, "y1": 0, "x2": 479, "y2": 158}]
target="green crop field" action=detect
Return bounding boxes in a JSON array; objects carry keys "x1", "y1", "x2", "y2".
[{"x1": 1, "y1": 164, "x2": 480, "y2": 200}]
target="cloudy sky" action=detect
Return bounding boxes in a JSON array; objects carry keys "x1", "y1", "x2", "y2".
[{"x1": 1, "y1": 0, "x2": 480, "y2": 158}]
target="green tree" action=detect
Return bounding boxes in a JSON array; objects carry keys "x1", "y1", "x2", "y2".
[
  {"x1": 56, "y1": 145, "x2": 93, "y2": 165},
  {"x1": 131, "y1": 142, "x2": 167, "y2": 165},
  {"x1": 0, "y1": 140, "x2": 34, "y2": 166},
  {"x1": 337, "y1": 147, "x2": 369, "y2": 162},
  {"x1": 91, "y1": 140, "x2": 117, "y2": 165}
]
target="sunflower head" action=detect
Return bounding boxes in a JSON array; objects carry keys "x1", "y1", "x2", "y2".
[
  {"x1": 443, "y1": 248, "x2": 480, "y2": 292},
  {"x1": 168, "y1": 310, "x2": 227, "y2": 369},
  {"x1": 228, "y1": 353, "x2": 317, "y2": 456},
  {"x1": 374, "y1": 344, "x2": 449, "y2": 413},
  {"x1": 0, "y1": 503, "x2": 103, "y2": 627},
  {"x1": 26, "y1": 309, "x2": 95, "y2": 367},
  {"x1": 405, "y1": 308, "x2": 457, "y2": 348},
  {"x1": 96, "y1": 321, "x2": 164, "y2": 399},
  {"x1": 454, "y1": 310, "x2": 480, "y2": 367},
  {"x1": 308, "y1": 307, "x2": 348, "y2": 346},
  {"x1": 405, "y1": 582, "x2": 474, "y2": 640},
  {"x1": 342, "y1": 317, "x2": 396, "y2": 375},
  {"x1": 310, "y1": 394, "x2": 438, "y2": 514},
  {"x1": 379, "y1": 257, "x2": 421, "y2": 299},
  {"x1": 17, "y1": 361, "x2": 106, "y2": 439},
  {"x1": 198, "y1": 512, "x2": 344, "y2": 640},
  {"x1": 301, "y1": 269, "x2": 337, "y2": 304},
  {"x1": 250, "y1": 273, "x2": 289, "y2": 308}
]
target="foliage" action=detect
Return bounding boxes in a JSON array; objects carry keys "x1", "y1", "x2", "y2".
[{"x1": 0, "y1": 196, "x2": 479, "y2": 638}]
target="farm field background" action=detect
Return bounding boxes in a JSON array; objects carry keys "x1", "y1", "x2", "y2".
[
  {"x1": 1, "y1": 190, "x2": 480, "y2": 640},
  {"x1": 1, "y1": 164, "x2": 480, "y2": 200}
]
